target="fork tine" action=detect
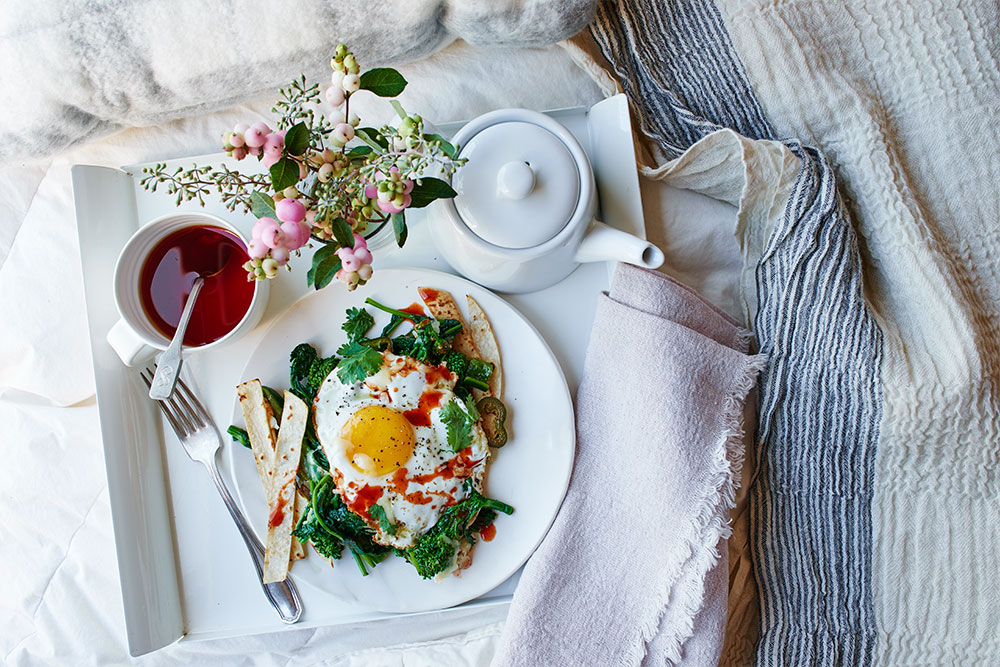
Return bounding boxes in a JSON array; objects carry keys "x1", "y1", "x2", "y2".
[
  {"x1": 140, "y1": 369, "x2": 191, "y2": 437},
  {"x1": 175, "y1": 376, "x2": 212, "y2": 427}
]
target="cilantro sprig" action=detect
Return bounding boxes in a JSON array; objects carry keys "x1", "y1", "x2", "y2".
[
  {"x1": 440, "y1": 397, "x2": 479, "y2": 452},
  {"x1": 342, "y1": 307, "x2": 375, "y2": 342},
  {"x1": 368, "y1": 504, "x2": 397, "y2": 536},
  {"x1": 336, "y1": 341, "x2": 383, "y2": 384}
]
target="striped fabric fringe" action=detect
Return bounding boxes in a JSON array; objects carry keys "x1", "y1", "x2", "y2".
[{"x1": 590, "y1": 1, "x2": 884, "y2": 665}]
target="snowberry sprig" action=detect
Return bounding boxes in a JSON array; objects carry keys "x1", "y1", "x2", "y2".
[{"x1": 139, "y1": 43, "x2": 467, "y2": 292}]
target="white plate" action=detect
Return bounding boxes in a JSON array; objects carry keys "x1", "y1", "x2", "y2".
[{"x1": 229, "y1": 267, "x2": 575, "y2": 613}]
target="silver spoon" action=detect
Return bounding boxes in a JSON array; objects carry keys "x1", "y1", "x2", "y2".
[
  {"x1": 148, "y1": 276, "x2": 206, "y2": 400},
  {"x1": 149, "y1": 243, "x2": 233, "y2": 400}
]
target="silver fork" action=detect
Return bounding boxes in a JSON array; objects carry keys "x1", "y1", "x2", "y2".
[{"x1": 140, "y1": 368, "x2": 302, "y2": 624}]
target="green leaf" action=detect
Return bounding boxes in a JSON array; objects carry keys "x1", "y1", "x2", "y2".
[
  {"x1": 392, "y1": 212, "x2": 407, "y2": 247},
  {"x1": 348, "y1": 145, "x2": 373, "y2": 156},
  {"x1": 342, "y1": 307, "x2": 375, "y2": 342},
  {"x1": 331, "y1": 217, "x2": 356, "y2": 249},
  {"x1": 336, "y1": 341, "x2": 383, "y2": 384},
  {"x1": 422, "y1": 133, "x2": 457, "y2": 159},
  {"x1": 440, "y1": 400, "x2": 473, "y2": 452},
  {"x1": 358, "y1": 68, "x2": 408, "y2": 97},
  {"x1": 270, "y1": 157, "x2": 300, "y2": 191},
  {"x1": 368, "y1": 504, "x2": 397, "y2": 536},
  {"x1": 284, "y1": 122, "x2": 310, "y2": 156},
  {"x1": 307, "y1": 244, "x2": 341, "y2": 289},
  {"x1": 250, "y1": 190, "x2": 277, "y2": 219},
  {"x1": 355, "y1": 127, "x2": 388, "y2": 151},
  {"x1": 408, "y1": 177, "x2": 457, "y2": 209}
]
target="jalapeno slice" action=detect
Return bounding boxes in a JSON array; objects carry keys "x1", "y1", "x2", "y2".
[{"x1": 476, "y1": 396, "x2": 508, "y2": 448}]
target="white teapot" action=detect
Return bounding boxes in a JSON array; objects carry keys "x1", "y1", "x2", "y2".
[{"x1": 427, "y1": 108, "x2": 664, "y2": 293}]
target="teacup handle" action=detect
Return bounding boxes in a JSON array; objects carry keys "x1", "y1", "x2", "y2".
[{"x1": 107, "y1": 319, "x2": 158, "y2": 367}]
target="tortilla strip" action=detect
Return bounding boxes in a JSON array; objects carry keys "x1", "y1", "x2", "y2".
[
  {"x1": 263, "y1": 391, "x2": 306, "y2": 583},
  {"x1": 238, "y1": 380, "x2": 306, "y2": 562},
  {"x1": 237, "y1": 380, "x2": 277, "y2": 498},
  {"x1": 466, "y1": 295, "x2": 503, "y2": 399},
  {"x1": 417, "y1": 287, "x2": 479, "y2": 359}
]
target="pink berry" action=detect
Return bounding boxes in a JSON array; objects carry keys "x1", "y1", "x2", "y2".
[
  {"x1": 341, "y1": 255, "x2": 360, "y2": 272},
  {"x1": 263, "y1": 132, "x2": 284, "y2": 153},
  {"x1": 234, "y1": 123, "x2": 250, "y2": 134},
  {"x1": 247, "y1": 238, "x2": 269, "y2": 259},
  {"x1": 333, "y1": 123, "x2": 355, "y2": 143},
  {"x1": 354, "y1": 247, "x2": 373, "y2": 264},
  {"x1": 352, "y1": 233, "x2": 366, "y2": 247},
  {"x1": 231, "y1": 146, "x2": 248, "y2": 160},
  {"x1": 270, "y1": 246, "x2": 290, "y2": 265},
  {"x1": 280, "y1": 220, "x2": 309, "y2": 249},
  {"x1": 247, "y1": 145, "x2": 262, "y2": 157},
  {"x1": 252, "y1": 216, "x2": 280, "y2": 240},
  {"x1": 342, "y1": 73, "x2": 360, "y2": 93},
  {"x1": 358, "y1": 264, "x2": 373, "y2": 280},
  {"x1": 275, "y1": 198, "x2": 306, "y2": 224},
  {"x1": 326, "y1": 85, "x2": 345, "y2": 107},
  {"x1": 261, "y1": 151, "x2": 281, "y2": 168},
  {"x1": 336, "y1": 246, "x2": 355, "y2": 261},
  {"x1": 229, "y1": 132, "x2": 245, "y2": 148},
  {"x1": 244, "y1": 125, "x2": 268, "y2": 148}
]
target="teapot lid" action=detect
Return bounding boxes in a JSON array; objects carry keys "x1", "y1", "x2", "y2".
[{"x1": 452, "y1": 121, "x2": 580, "y2": 249}]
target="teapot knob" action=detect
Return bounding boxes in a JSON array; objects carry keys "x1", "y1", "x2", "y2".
[{"x1": 497, "y1": 161, "x2": 535, "y2": 200}]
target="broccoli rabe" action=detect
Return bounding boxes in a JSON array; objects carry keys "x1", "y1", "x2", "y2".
[
  {"x1": 398, "y1": 490, "x2": 514, "y2": 579},
  {"x1": 442, "y1": 350, "x2": 469, "y2": 378},
  {"x1": 289, "y1": 343, "x2": 338, "y2": 401},
  {"x1": 293, "y1": 504, "x2": 344, "y2": 560},
  {"x1": 298, "y1": 475, "x2": 392, "y2": 575}
]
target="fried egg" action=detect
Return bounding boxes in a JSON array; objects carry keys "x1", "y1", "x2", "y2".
[{"x1": 313, "y1": 351, "x2": 489, "y2": 548}]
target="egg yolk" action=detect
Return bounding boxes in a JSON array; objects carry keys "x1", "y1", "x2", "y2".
[{"x1": 341, "y1": 405, "x2": 416, "y2": 476}]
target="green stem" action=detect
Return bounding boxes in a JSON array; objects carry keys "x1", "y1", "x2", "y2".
[
  {"x1": 390, "y1": 100, "x2": 408, "y2": 121},
  {"x1": 364, "y1": 297, "x2": 428, "y2": 322}
]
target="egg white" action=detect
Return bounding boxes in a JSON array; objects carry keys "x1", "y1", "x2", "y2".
[{"x1": 313, "y1": 351, "x2": 489, "y2": 548}]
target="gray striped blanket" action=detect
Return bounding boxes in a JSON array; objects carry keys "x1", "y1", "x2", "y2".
[{"x1": 585, "y1": 0, "x2": 1000, "y2": 664}]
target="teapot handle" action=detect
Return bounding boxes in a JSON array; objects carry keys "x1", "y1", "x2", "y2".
[{"x1": 574, "y1": 219, "x2": 665, "y2": 269}]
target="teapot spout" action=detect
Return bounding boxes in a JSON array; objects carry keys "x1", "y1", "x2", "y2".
[{"x1": 574, "y1": 220, "x2": 665, "y2": 269}]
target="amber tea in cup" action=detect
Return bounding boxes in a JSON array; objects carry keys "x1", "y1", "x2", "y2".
[{"x1": 138, "y1": 225, "x2": 254, "y2": 346}]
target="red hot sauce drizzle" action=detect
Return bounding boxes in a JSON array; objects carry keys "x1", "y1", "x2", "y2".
[
  {"x1": 403, "y1": 389, "x2": 442, "y2": 427},
  {"x1": 268, "y1": 482, "x2": 293, "y2": 528},
  {"x1": 347, "y1": 484, "x2": 384, "y2": 516}
]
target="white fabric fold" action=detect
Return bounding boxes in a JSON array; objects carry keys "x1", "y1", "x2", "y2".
[{"x1": 494, "y1": 264, "x2": 764, "y2": 666}]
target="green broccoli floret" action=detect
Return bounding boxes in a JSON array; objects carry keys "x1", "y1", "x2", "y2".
[
  {"x1": 442, "y1": 350, "x2": 469, "y2": 378},
  {"x1": 399, "y1": 530, "x2": 454, "y2": 579},
  {"x1": 399, "y1": 490, "x2": 514, "y2": 579},
  {"x1": 290, "y1": 343, "x2": 319, "y2": 401},
  {"x1": 289, "y1": 342, "x2": 337, "y2": 401},
  {"x1": 307, "y1": 356, "x2": 337, "y2": 395},
  {"x1": 293, "y1": 504, "x2": 343, "y2": 560},
  {"x1": 306, "y1": 476, "x2": 392, "y2": 575}
]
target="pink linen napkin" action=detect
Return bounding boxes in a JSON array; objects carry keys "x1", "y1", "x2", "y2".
[{"x1": 494, "y1": 264, "x2": 765, "y2": 666}]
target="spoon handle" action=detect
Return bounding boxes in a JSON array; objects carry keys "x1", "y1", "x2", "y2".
[{"x1": 148, "y1": 277, "x2": 204, "y2": 400}]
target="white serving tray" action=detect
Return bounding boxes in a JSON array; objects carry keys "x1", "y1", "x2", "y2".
[{"x1": 71, "y1": 94, "x2": 645, "y2": 656}]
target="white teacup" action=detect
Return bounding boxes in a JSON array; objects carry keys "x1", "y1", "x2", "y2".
[{"x1": 107, "y1": 213, "x2": 269, "y2": 367}]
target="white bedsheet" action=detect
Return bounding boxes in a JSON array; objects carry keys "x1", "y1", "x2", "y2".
[{"x1": 1, "y1": 40, "x2": 742, "y2": 665}]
